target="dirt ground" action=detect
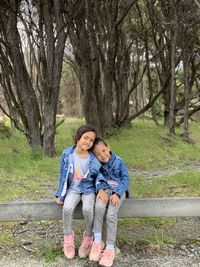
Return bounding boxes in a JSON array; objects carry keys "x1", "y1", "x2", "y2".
[{"x1": 1, "y1": 217, "x2": 200, "y2": 267}]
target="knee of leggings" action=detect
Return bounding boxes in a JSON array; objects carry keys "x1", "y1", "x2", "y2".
[
  {"x1": 106, "y1": 213, "x2": 117, "y2": 223},
  {"x1": 94, "y1": 205, "x2": 106, "y2": 216},
  {"x1": 95, "y1": 205, "x2": 106, "y2": 213},
  {"x1": 82, "y1": 207, "x2": 93, "y2": 216},
  {"x1": 63, "y1": 206, "x2": 74, "y2": 215}
]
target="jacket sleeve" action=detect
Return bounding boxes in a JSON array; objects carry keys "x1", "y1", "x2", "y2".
[
  {"x1": 55, "y1": 151, "x2": 66, "y2": 199},
  {"x1": 112, "y1": 160, "x2": 130, "y2": 197},
  {"x1": 95, "y1": 173, "x2": 108, "y2": 192}
]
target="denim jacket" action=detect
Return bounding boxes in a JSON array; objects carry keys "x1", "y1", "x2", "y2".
[
  {"x1": 96, "y1": 152, "x2": 130, "y2": 198},
  {"x1": 55, "y1": 145, "x2": 102, "y2": 202}
]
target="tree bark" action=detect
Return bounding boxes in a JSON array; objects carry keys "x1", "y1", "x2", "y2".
[
  {"x1": 41, "y1": 0, "x2": 67, "y2": 156},
  {"x1": 183, "y1": 49, "x2": 190, "y2": 139},
  {"x1": 169, "y1": 27, "x2": 177, "y2": 135}
]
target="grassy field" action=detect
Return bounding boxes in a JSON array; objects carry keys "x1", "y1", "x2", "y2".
[
  {"x1": 1, "y1": 117, "x2": 200, "y2": 257},
  {"x1": 1, "y1": 117, "x2": 200, "y2": 202}
]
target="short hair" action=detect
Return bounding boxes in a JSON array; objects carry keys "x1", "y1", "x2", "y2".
[
  {"x1": 74, "y1": 124, "x2": 97, "y2": 144},
  {"x1": 92, "y1": 137, "x2": 108, "y2": 149}
]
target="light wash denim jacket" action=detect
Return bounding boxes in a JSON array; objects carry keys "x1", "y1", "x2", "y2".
[
  {"x1": 55, "y1": 145, "x2": 102, "y2": 202},
  {"x1": 96, "y1": 152, "x2": 130, "y2": 198}
]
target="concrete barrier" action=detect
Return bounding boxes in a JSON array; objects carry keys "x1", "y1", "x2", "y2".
[{"x1": 1, "y1": 197, "x2": 200, "y2": 222}]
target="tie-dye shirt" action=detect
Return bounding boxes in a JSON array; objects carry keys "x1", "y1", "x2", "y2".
[{"x1": 68, "y1": 150, "x2": 90, "y2": 193}]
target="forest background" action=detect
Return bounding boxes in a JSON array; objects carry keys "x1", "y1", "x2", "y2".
[{"x1": 0, "y1": 0, "x2": 200, "y2": 157}]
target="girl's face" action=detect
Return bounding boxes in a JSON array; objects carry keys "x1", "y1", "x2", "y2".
[
  {"x1": 76, "y1": 131, "x2": 96, "y2": 151},
  {"x1": 93, "y1": 143, "x2": 111, "y2": 163}
]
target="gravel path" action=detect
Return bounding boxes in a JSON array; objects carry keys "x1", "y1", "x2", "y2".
[
  {"x1": 1, "y1": 218, "x2": 200, "y2": 267},
  {"x1": 1, "y1": 250, "x2": 200, "y2": 267}
]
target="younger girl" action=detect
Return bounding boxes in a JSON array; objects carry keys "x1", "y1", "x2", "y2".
[
  {"x1": 55, "y1": 124, "x2": 101, "y2": 259},
  {"x1": 89, "y1": 137, "x2": 130, "y2": 267}
]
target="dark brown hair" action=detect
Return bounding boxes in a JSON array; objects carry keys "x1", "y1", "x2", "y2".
[
  {"x1": 74, "y1": 124, "x2": 97, "y2": 144},
  {"x1": 92, "y1": 137, "x2": 108, "y2": 149}
]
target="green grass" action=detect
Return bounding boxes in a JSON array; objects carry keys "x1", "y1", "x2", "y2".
[
  {"x1": 139, "y1": 229, "x2": 174, "y2": 248},
  {"x1": 107, "y1": 119, "x2": 200, "y2": 169},
  {"x1": 0, "y1": 118, "x2": 84, "y2": 202},
  {"x1": 135, "y1": 170, "x2": 200, "y2": 198},
  {"x1": 117, "y1": 217, "x2": 176, "y2": 250},
  {"x1": 1, "y1": 117, "x2": 200, "y2": 201},
  {"x1": 0, "y1": 222, "x2": 18, "y2": 247},
  {"x1": 0, "y1": 230, "x2": 17, "y2": 247},
  {"x1": 39, "y1": 245, "x2": 63, "y2": 265}
]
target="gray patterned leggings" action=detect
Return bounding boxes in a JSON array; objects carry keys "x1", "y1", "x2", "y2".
[
  {"x1": 93, "y1": 189, "x2": 125, "y2": 245},
  {"x1": 63, "y1": 192, "x2": 95, "y2": 235}
]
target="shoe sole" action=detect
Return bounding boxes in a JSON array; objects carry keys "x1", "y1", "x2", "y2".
[
  {"x1": 78, "y1": 249, "x2": 91, "y2": 258},
  {"x1": 89, "y1": 255, "x2": 101, "y2": 262},
  {"x1": 99, "y1": 263, "x2": 113, "y2": 267},
  {"x1": 64, "y1": 248, "x2": 75, "y2": 259}
]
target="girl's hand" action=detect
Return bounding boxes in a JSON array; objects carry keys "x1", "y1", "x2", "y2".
[
  {"x1": 110, "y1": 194, "x2": 119, "y2": 206},
  {"x1": 56, "y1": 198, "x2": 64, "y2": 206},
  {"x1": 96, "y1": 189, "x2": 109, "y2": 204}
]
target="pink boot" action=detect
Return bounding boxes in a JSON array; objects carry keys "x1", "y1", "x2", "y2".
[
  {"x1": 78, "y1": 234, "x2": 93, "y2": 258},
  {"x1": 63, "y1": 233, "x2": 75, "y2": 259}
]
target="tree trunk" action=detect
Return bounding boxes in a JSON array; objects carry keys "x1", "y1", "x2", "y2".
[
  {"x1": 82, "y1": 63, "x2": 101, "y2": 129},
  {"x1": 5, "y1": 1, "x2": 42, "y2": 147},
  {"x1": 183, "y1": 49, "x2": 190, "y2": 139},
  {"x1": 163, "y1": 84, "x2": 171, "y2": 127},
  {"x1": 41, "y1": 0, "x2": 67, "y2": 156},
  {"x1": 169, "y1": 25, "x2": 177, "y2": 135}
]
